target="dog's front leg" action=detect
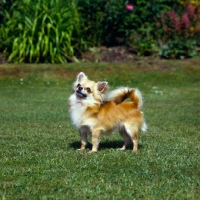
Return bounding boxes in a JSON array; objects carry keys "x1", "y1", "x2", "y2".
[
  {"x1": 78, "y1": 130, "x2": 88, "y2": 150},
  {"x1": 89, "y1": 130, "x2": 101, "y2": 153}
]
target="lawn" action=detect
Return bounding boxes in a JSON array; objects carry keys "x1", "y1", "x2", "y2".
[{"x1": 0, "y1": 59, "x2": 200, "y2": 199}]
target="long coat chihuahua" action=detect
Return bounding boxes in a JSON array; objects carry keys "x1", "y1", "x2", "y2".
[{"x1": 68, "y1": 72, "x2": 147, "y2": 153}]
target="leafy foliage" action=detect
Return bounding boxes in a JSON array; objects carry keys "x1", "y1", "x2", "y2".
[
  {"x1": 160, "y1": 38, "x2": 198, "y2": 59},
  {"x1": 77, "y1": 0, "x2": 182, "y2": 55},
  {"x1": 0, "y1": 0, "x2": 199, "y2": 62},
  {"x1": 160, "y1": 3, "x2": 200, "y2": 58},
  {"x1": 0, "y1": 0, "x2": 79, "y2": 63}
]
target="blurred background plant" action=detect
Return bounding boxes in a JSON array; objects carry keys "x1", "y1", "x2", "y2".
[
  {"x1": 159, "y1": 1, "x2": 200, "y2": 58},
  {"x1": 77, "y1": 0, "x2": 178, "y2": 56},
  {"x1": 0, "y1": 0, "x2": 80, "y2": 63},
  {"x1": 0, "y1": 0, "x2": 199, "y2": 63}
]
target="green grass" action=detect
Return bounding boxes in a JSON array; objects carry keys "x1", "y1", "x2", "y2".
[{"x1": 0, "y1": 60, "x2": 200, "y2": 199}]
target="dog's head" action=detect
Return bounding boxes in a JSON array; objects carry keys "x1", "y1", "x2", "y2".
[{"x1": 72, "y1": 72, "x2": 108, "y2": 103}]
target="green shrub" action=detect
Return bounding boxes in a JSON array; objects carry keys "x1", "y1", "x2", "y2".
[
  {"x1": 77, "y1": 0, "x2": 179, "y2": 53},
  {"x1": 0, "y1": 0, "x2": 79, "y2": 63},
  {"x1": 0, "y1": 0, "x2": 14, "y2": 24},
  {"x1": 126, "y1": 0, "x2": 180, "y2": 56},
  {"x1": 160, "y1": 38, "x2": 198, "y2": 59},
  {"x1": 133, "y1": 35, "x2": 158, "y2": 56},
  {"x1": 77, "y1": 0, "x2": 139, "y2": 46},
  {"x1": 159, "y1": 4, "x2": 200, "y2": 58},
  {"x1": 102, "y1": 0, "x2": 138, "y2": 46},
  {"x1": 0, "y1": 0, "x2": 15, "y2": 54},
  {"x1": 76, "y1": 0, "x2": 105, "y2": 47},
  {"x1": 1, "y1": 0, "x2": 199, "y2": 62}
]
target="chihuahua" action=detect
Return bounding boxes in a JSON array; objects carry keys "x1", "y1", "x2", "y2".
[{"x1": 68, "y1": 72, "x2": 147, "y2": 153}]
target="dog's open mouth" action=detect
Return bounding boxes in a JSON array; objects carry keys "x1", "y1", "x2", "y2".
[{"x1": 76, "y1": 90, "x2": 87, "y2": 98}]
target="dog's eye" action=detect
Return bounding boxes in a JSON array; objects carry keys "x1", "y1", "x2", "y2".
[
  {"x1": 77, "y1": 84, "x2": 80, "y2": 87},
  {"x1": 86, "y1": 87, "x2": 91, "y2": 93}
]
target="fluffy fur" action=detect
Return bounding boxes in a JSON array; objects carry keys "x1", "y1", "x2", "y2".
[{"x1": 68, "y1": 72, "x2": 147, "y2": 153}]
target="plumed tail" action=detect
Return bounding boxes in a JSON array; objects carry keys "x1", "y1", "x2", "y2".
[{"x1": 107, "y1": 87, "x2": 143, "y2": 109}]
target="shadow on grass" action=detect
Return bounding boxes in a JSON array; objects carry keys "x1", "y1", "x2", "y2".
[{"x1": 69, "y1": 140, "x2": 144, "y2": 151}]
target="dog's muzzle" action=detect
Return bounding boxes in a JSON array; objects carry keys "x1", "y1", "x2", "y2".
[{"x1": 76, "y1": 87, "x2": 87, "y2": 98}]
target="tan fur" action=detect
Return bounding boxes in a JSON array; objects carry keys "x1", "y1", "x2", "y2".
[{"x1": 68, "y1": 72, "x2": 147, "y2": 153}]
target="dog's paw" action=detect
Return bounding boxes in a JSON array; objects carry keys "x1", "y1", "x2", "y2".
[
  {"x1": 117, "y1": 147, "x2": 125, "y2": 151},
  {"x1": 77, "y1": 148, "x2": 85, "y2": 151},
  {"x1": 88, "y1": 150, "x2": 97, "y2": 154},
  {"x1": 118, "y1": 145, "x2": 126, "y2": 150}
]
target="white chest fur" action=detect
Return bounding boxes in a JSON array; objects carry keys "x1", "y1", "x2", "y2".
[{"x1": 68, "y1": 94, "x2": 87, "y2": 129}]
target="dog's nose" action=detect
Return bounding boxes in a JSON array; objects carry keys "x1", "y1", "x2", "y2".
[{"x1": 78, "y1": 86, "x2": 83, "y2": 91}]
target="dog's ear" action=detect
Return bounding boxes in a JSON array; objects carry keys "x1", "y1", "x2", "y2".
[
  {"x1": 97, "y1": 81, "x2": 108, "y2": 93},
  {"x1": 77, "y1": 72, "x2": 87, "y2": 82}
]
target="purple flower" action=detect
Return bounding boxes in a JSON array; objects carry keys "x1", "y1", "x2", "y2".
[
  {"x1": 187, "y1": 4, "x2": 195, "y2": 17},
  {"x1": 125, "y1": 4, "x2": 134, "y2": 11},
  {"x1": 181, "y1": 13, "x2": 190, "y2": 29}
]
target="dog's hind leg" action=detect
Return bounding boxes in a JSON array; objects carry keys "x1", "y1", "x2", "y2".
[
  {"x1": 125, "y1": 125, "x2": 139, "y2": 152},
  {"x1": 132, "y1": 130, "x2": 138, "y2": 152},
  {"x1": 118, "y1": 130, "x2": 131, "y2": 150}
]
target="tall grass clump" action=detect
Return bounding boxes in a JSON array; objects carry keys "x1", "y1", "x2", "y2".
[{"x1": 0, "y1": 0, "x2": 79, "y2": 63}]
